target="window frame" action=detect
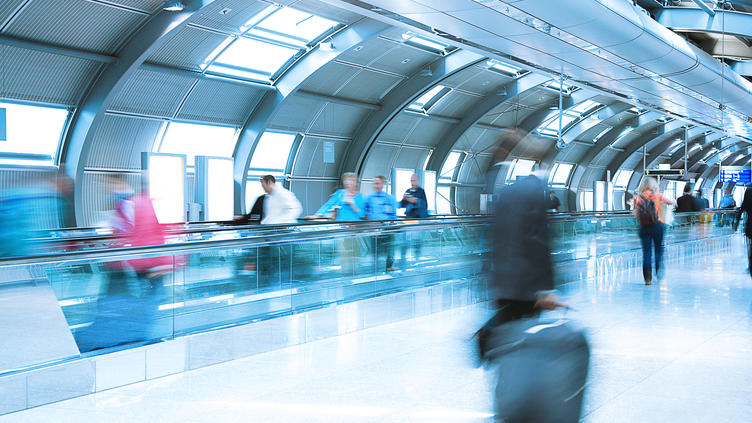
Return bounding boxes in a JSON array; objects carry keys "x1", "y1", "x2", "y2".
[
  {"x1": 155, "y1": 120, "x2": 240, "y2": 170},
  {"x1": 536, "y1": 99, "x2": 602, "y2": 138},
  {"x1": 0, "y1": 100, "x2": 72, "y2": 168},
  {"x1": 548, "y1": 162, "x2": 575, "y2": 188}
]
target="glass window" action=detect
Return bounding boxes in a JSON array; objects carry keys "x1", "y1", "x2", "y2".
[
  {"x1": 693, "y1": 177, "x2": 704, "y2": 191},
  {"x1": 439, "y1": 151, "x2": 461, "y2": 181},
  {"x1": 580, "y1": 190, "x2": 594, "y2": 211},
  {"x1": 437, "y1": 185, "x2": 452, "y2": 214},
  {"x1": 486, "y1": 59, "x2": 526, "y2": 78},
  {"x1": 158, "y1": 122, "x2": 238, "y2": 167},
  {"x1": 508, "y1": 159, "x2": 536, "y2": 182},
  {"x1": 536, "y1": 99, "x2": 602, "y2": 137},
  {"x1": 0, "y1": 102, "x2": 68, "y2": 166},
  {"x1": 613, "y1": 169, "x2": 633, "y2": 189},
  {"x1": 205, "y1": 6, "x2": 340, "y2": 83},
  {"x1": 549, "y1": 163, "x2": 574, "y2": 186},
  {"x1": 250, "y1": 8, "x2": 338, "y2": 47},
  {"x1": 249, "y1": 131, "x2": 296, "y2": 172},
  {"x1": 402, "y1": 32, "x2": 449, "y2": 54},
  {"x1": 408, "y1": 85, "x2": 450, "y2": 113}
]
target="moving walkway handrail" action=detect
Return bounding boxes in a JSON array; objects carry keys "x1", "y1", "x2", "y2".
[{"x1": 0, "y1": 216, "x2": 492, "y2": 268}]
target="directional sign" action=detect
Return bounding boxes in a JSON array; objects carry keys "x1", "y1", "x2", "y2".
[{"x1": 720, "y1": 166, "x2": 751, "y2": 183}]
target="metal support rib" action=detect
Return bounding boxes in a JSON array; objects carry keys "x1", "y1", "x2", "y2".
[
  {"x1": 62, "y1": 0, "x2": 217, "y2": 225},
  {"x1": 232, "y1": 20, "x2": 391, "y2": 214},
  {"x1": 337, "y1": 50, "x2": 485, "y2": 178}
]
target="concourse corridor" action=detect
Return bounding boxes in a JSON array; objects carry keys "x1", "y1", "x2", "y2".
[{"x1": 2, "y1": 240, "x2": 752, "y2": 423}]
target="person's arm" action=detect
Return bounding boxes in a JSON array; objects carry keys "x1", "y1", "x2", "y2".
[
  {"x1": 314, "y1": 190, "x2": 340, "y2": 217},
  {"x1": 662, "y1": 195, "x2": 676, "y2": 207},
  {"x1": 352, "y1": 194, "x2": 366, "y2": 219}
]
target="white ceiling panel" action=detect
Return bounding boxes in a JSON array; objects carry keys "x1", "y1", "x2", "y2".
[
  {"x1": 335, "y1": 69, "x2": 402, "y2": 103},
  {"x1": 337, "y1": 37, "x2": 398, "y2": 68},
  {"x1": 190, "y1": 0, "x2": 269, "y2": 35},
  {"x1": 4, "y1": 0, "x2": 147, "y2": 54},
  {"x1": 429, "y1": 91, "x2": 481, "y2": 118},
  {"x1": 299, "y1": 62, "x2": 360, "y2": 95},
  {"x1": 367, "y1": 43, "x2": 440, "y2": 76}
]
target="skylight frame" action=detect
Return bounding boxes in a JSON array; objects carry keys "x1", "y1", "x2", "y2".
[
  {"x1": 203, "y1": 6, "x2": 343, "y2": 84},
  {"x1": 485, "y1": 59, "x2": 528, "y2": 78},
  {"x1": 548, "y1": 162, "x2": 575, "y2": 187},
  {"x1": 407, "y1": 85, "x2": 452, "y2": 114},
  {"x1": 507, "y1": 158, "x2": 536, "y2": 183},
  {"x1": 536, "y1": 99, "x2": 603, "y2": 138},
  {"x1": 401, "y1": 32, "x2": 451, "y2": 54},
  {"x1": 156, "y1": 121, "x2": 240, "y2": 169},
  {"x1": 0, "y1": 100, "x2": 71, "y2": 167}
]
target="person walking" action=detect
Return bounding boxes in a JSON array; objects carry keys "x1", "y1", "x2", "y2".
[
  {"x1": 399, "y1": 173, "x2": 428, "y2": 265},
  {"x1": 675, "y1": 184, "x2": 699, "y2": 213},
  {"x1": 735, "y1": 188, "x2": 752, "y2": 277},
  {"x1": 695, "y1": 190, "x2": 709, "y2": 210},
  {"x1": 365, "y1": 175, "x2": 399, "y2": 271},
  {"x1": 312, "y1": 173, "x2": 366, "y2": 221},
  {"x1": 719, "y1": 186, "x2": 736, "y2": 208},
  {"x1": 633, "y1": 177, "x2": 676, "y2": 285},
  {"x1": 547, "y1": 191, "x2": 561, "y2": 212},
  {"x1": 260, "y1": 175, "x2": 302, "y2": 225}
]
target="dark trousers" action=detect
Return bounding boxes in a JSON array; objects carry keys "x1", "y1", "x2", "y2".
[
  {"x1": 639, "y1": 223, "x2": 665, "y2": 282},
  {"x1": 477, "y1": 300, "x2": 537, "y2": 359},
  {"x1": 375, "y1": 234, "x2": 395, "y2": 270},
  {"x1": 746, "y1": 237, "x2": 752, "y2": 278}
]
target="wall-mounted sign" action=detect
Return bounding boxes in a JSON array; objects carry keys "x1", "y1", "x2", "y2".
[
  {"x1": 323, "y1": 141, "x2": 335, "y2": 163},
  {"x1": 720, "y1": 166, "x2": 751, "y2": 184}
]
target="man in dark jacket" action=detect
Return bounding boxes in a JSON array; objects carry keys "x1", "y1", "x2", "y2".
[
  {"x1": 475, "y1": 173, "x2": 560, "y2": 361},
  {"x1": 675, "y1": 184, "x2": 699, "y2": 213},
  {"x1": 696, "y1": 190, "x2": 709, "y2": 210},
  {"x1": 400, "y1": 173, "x2": 428, "y2": 218}
]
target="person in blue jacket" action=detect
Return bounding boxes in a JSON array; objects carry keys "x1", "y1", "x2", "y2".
[
  {"x1": 312, "y1": 173, "x2": 365, "y2": 275},
  {"x1": 366, "y1": 175, "x2": 399, "y2": 271},
  {"x1": 313, "y1": 172, "x2": 366, "y2": 221}
]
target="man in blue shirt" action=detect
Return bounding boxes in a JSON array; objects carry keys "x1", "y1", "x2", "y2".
[
  {"x1": 719, "y1": 186, "x2": 736, "y2": 208},
  {"x1": 366, "y1": 175, "x2": 398, "y2": 271}
]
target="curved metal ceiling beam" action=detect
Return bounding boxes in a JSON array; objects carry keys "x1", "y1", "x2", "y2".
[
  {"x1": 425, "y1": 73, "x2": 550, "y2": 173},
  {"x1": 640, "y1": 130, "x2": 707, "y2": 173},
  {"x1": 233, "y1": 20, "x2": 391, "y2": 213},
  {"x1": 695, "y1": 140, "x2": 750, "y2": 181},
  {"x1": 689, "y1": 136, "x2": 737, "y2": 172},
  {"x1": 698, "y1": 145, "x2": 751, "y2": 187},
  {"x1": 668, "y1": 132, "x2": 724, "y2": 168},
  {"x1": 568, "y1": 111, "x2": 664, "y2": 200},
  {"x1": 541, "y1": 102, "x2": 634, "y2": 171},
  {"x1": 655, "y1": 7, "x2": 752, "y2": 38},
  {"x1": 62, "y1": 0, "x2": 216, "y2": 224},
  {"x1": 338, "y1": 49, "x2": 485, "y2": 177}
]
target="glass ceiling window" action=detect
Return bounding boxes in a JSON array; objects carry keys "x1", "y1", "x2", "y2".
[
  {"x1": 545, "y1": 81, "x2": 578, "y2": 95},
  {"x1": 613, "y1": 169, "x2": 633, "y2": 189},
  {"x1": 439, "y1": 151, "x2": 462, "y2": 182},
  {"x1": 249, "y1": 131, "x2": 296, "y2": 175},
  {"x1": 668, "y1": 139, "x2": 683, "y2": 155},
  {"x1": 157, "y1": 122, "x2": 238, "y2": 168},
  {"x1": 204, "y1": 6, "x2": 339, "y2": 83},
  {"x1": 486, "y1": 59, "x2": 527, "y2": 78},
  {"x1": 408, "y1": 85, "x2": 451, "y2": 114},
  {"x1": 537, "y1": 99, "x2": 602, "y2": 137},
  {"x1": 0, "y1": 102, "x2": 69, "y2": 167},
  {"x1": 548, "y1": 163, "x2": 574, "y2": 187},
  {"x1": 507, "y1": 159, "x2": 536, "y2": 183},
  {"x1": 401, "y1": 32, "x2": 450, "y2": 54}
]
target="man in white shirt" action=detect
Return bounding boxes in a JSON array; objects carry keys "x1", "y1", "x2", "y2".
[{"x1": 260, "y1": 175, "x2": 302, "y2": 225}]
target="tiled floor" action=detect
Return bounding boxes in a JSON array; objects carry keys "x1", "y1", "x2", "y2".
[{"x1": 3, "y1": 244, "x2": 752, "y2": 422}]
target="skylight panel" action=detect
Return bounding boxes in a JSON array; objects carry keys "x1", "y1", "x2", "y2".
[
  {"x1": 546, "y1": 80, "x2": 577, "y2": 94},
  {"x1": 252, "y1": 7, "x2": 338, "y2": 46},
  {"x1": 571, "y1": 99, "x2": 601, "y2": 115},
  {"x1": 408, "y1": 85, "x2": 450, "y2": 113},
  {"x1": 402, "y1": 32, "x2": 449, "y2": 54},
  {"x1": 718, "y1": 149, "x2": 732, "y2": 161},
  {"x1": 0, "y1": 102, "x2": 68, "y2": 166},
  {"x1": 207, "y1": 37, "x2": 298, "y2": 82},
  {"x1": 486, "y1": 59, "x2": 526, "y2": 78},
  {"x1": 689, "y1": 144, "x2": 701, "y2": 153}
]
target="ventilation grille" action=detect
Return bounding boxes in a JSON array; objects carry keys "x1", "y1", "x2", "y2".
[
  {"x1": 86, "y1": 115, "x2": 164, "y2": 169},
  {"x1": 109, "y1": 68, "x2": 196, "y2": 118},
  {"x1": 147, "y1": 26, "x2": 229, "y2": 71},
  {"x1": 176, "y1": 79, "x2": 265, "y2": 125}
]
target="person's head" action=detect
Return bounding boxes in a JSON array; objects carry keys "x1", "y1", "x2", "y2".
[
  {"x1": 683, "y1": 184, "x2": 692, "y2": 195},
  {"x1": 342, "y1": 172, "x2": 358, "y2": 192},
  {"x1": 725, "y1": 186, "x2": 733, "y2": 195},
  {"x1": 637, "y1": 176, "x2": 659, "y2": 194},
  {"x1": 410, "y1": 173, "x2": 420, "y2": 189},
  {"x1": 549, "y1": 191, "x2": 556, "y2": 198},
  {"x1": 373, "y1": 175, "x2": 386, "y2": 193},
  {"x1": 260, "y1": 175, "x2": 276, "y2": 194}
]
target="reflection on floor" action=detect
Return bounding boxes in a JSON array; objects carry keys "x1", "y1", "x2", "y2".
[{"x1": 2, "y1": 241, "x2": 752, "y2": 422}]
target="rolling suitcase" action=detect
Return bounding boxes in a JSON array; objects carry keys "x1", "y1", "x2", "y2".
[{"x1": 486, "y1": 318, "x2": 590, "y2": 423}]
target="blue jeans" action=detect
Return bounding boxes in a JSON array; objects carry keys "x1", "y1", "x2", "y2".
[{"x1": 639, "y1": 223, "x2": 665, "y2": 282}]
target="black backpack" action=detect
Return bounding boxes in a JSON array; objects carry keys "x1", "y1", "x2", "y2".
[{"x1": 635, "y1": 194, "x2": 659, "y2": 226}]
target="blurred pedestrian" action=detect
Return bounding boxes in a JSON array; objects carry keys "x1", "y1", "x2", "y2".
[
  {"x1": 365, "y1": 175, "x2": 398, "y2": 271},
  {"x1": 312, "y1": 172, "x2": 365, "y2": 221},
  {"x1": 735, "y1": 188, "x2": 752, "y2": 277},
  {"x1": 719, "y1": 186, "x2": 736, "y2": 208},
  {"x1": 260, "y1": 175, "x2": 302, "y2": 225},
  {"x1": 695, "y1": 190, "x2": 709, "y2": 210},
  {"x1": 400, "y1": 173, "x2": 428, "y2": 218},
  {"x1": 633, "y1": 176, "x2": 676, "y2": 285},
  {"x1": 675, "y1": 184, "x2": 699, "y2": 213},
  {"x1": 546, "y1": 191, "x2": 561, "y2": 212}
]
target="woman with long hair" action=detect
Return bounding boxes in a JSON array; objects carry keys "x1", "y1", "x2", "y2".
[{"x1": 633, "y1": 177, "x2": 676, "y2": 285}]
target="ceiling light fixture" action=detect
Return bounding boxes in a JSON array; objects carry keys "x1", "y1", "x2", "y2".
[{"x1": 163, "y1": 0, "x2": 185, "y2": 11}]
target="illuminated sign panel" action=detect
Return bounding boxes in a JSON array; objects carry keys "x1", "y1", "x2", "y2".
[{"x1": 720, "y1": 166, "x2": 751, "y2": 183}]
